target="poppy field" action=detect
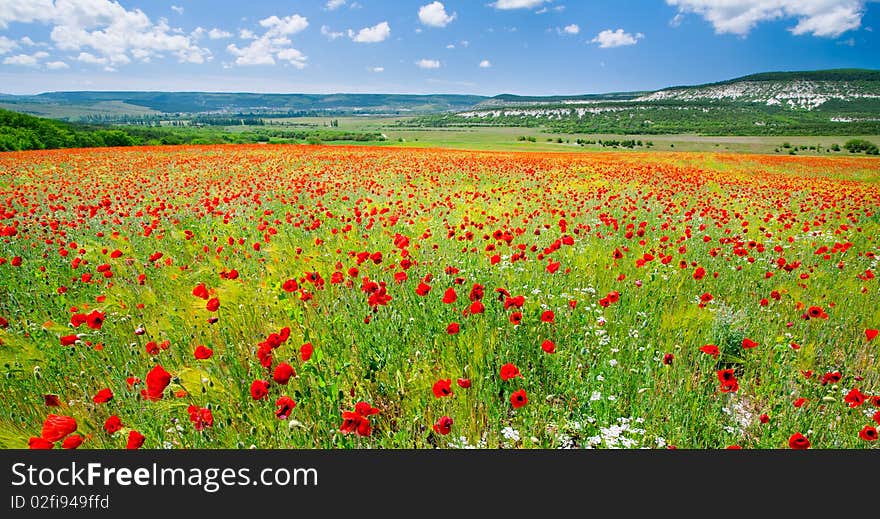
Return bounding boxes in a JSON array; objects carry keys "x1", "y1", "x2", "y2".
[{"x1": 0, "y1": 144, "x2": 878, "y2": 449}]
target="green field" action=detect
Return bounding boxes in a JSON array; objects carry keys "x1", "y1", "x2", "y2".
[{"x1": 252, "y1": 116, "x2": 878, "y2": 155}]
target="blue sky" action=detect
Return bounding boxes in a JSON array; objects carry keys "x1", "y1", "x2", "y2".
[{"x1": 0, "y1": 0, "x2": 878, "y2": 95}]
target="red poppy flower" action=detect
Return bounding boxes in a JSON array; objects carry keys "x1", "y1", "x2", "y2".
[
  {"x1": 61, "y1": 434, "x2": 84, "y2": 449},
  {"x1": 0, "y1": 316, "x2": 8, "y2": 328},
  {"x1": 446, "y1": 322, "x2": 460, "y2": 334},
  {"x1": 788, "y1": 432, "x2": 810, "y2": 449},
  {"x1": 500, "y1": 363, "x2": 521, "y2": 381},
  {"x1": 44, "y1": 394, "x2": 61, "y2": 407},
  {"x1": 250, "y1": 380, "x2": 270, "y2": 400},
  {"x1": 205, "y1": 297, "x2": 220, "y2": 312},
  {"x1": 469, "y1": 300, "x2": 485, "y2": 314},
  {"x1": 540, "y1": 310, "x2": 555, "y2": 323},
  {"x1": 340, "y1": 402, "x2": 379, "y2": 437},
  {"x1": 301, "y1": 342, "x2": 314, "y2": 362},
  {"x1": 717, "y1": 369, "x2": 738, "y2": 393},
  {"x1": 355, "y1": 402, "x2": 379, "y2": 417},
  {"x1": 693, "y1": 267, "x2": 706, "y2": 280},
  {"x1": 275, "y1": 396, "x2": 297, "y2": 419},
  {"x1": 844, "y1": 388, "x2": 866, "y2": 408},
  {"x1": 193, "y1": 345, "x2": 214, "y2": 360},
  {"x1": 432, "y1": 379, "x2": 453, "y2": 398},
  {"x1": 858, "y1": 425, "x2": 878, "y2": 441},
  {"x1": 793, "y1": 397, "x2": 807, "y2": 408},
  {"x1": 866, "y1": 329, "x2": 878, "y2": 342},
  {"x1": 759, "y1": 413, "x2": 770, "y2": 424},
  {"x1": 92, "y1": 388, "x2": 113, "y2": 404},
  {"x1": 273, "y1": 363, "x2": 295, "y2": 384},
  {"x1": 126, "y1": 430, "x2": 145, "y2": 449},
  {"x1": 85, "y1": 310, "x2": 105, "y2": 330},
  {"x1": 541, "y1": 339, "x2": 556, "y2": 354},
  {"x1": 282, "y1": 279, "x2": 299, "y2": 292},
  {"x1": 142, "y1": 365, "x2": 171, "y2": 401},
  {"x1": 188, "y1": 405, "x2": 214, "y2": 431},
  {"x1": 821, "y1": 371, "x2": 841, "y2": 385},
  {"x1": 509, "y1": 312, "x2": 523, "y2": 325},
  {"x1": 29, "y1": 437, "x2": 54, "y2": 449},
  {"x1": 104, "y1": 415, "x2": 123, "y2": 434},
  {"x1": 41, "y1": 414, "x2": 77, "y2": 442},
  {"x1": 442, "y1": 287, "x2": 457, "y2": 304},
  {"x1": 504, "y1": 295, "x2": 525, "y2": 309},
  {"x1": 700, "y1": 344, "x2": 720, "y2": 358},
  {"x1": 468, "y1": 283, "x2": 484, "y2": 302},
  {"x1": 433, "y1": 416, "x2": 453, "y2": 435},
  {"x1": 742, "y1": 338, "x2": 758, "y2": 349},
  {"x1": 662, "y1": 353, "x2": 674, "y2": 365},
  {"x1": 60, "y1": 334, "x2": 78, "y2": 346},
  {"x1": 192, "y1": 283, "x2": 209, "y2": 299},
  {"x1": 340, "y1": 412, "x2": 371, "y2": 437},
  {"x1": 457, "y1": 378, "x2": 471, "y2": 388},
  {"x1": 415, "y1": 282, "x2": 431, "y2": 296},
  {"x1": 70, "y1": 313, "x2": 87, "y2": 327},
  {"x1": 510, "y1": 389, "x2": 528, "y2": 409}
]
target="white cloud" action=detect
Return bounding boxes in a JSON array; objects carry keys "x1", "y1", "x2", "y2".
[
  {"x1": 226, "y1": 13, "x2": 309, "y2": 67},
  {"x1": 666, "y1": 0, "x2": 869, "y2": 38},
  {"x1": 536, "y1": 5, "x2": 565, "y2": 14},
  {"x1": 0, "y1": 0, "x2": 54, "y2": 28},
  {"x1": 416, "y1": 58, "x2": 441, "y2": 69},
  {"x1": 321, "y1": 25, "x2": 344, "y2": 40},
  {"x1": 562, "y1": 23, "x2": 580, "y2": 34},
  {"x1": 75, "y1": 51, "x2": 107, "y2": 65},
  {"x1": 670, "y1": 13, "x2": 685, "y2": 27},
  {"x1": 259, "y1": 14, "x2": 309, "y2": 36},
  {"x1": 171, "y1": 5, "x2": 184, "y2": 15},
  {"x1": 19, "y1": 36, "x2": 35, "y2": 46},
  {"x1": 3, "y1": 51, "x2": 47, "y2": 67},
  {"x1": 0, "y1": 36, "x2": 17, "y2": 55},
  {"x1": 491, "y1": 0, "x2": 548, "y2": 9},
  {"x1": 348, "y1": 21, "x2": 391, "y2": 43},
  {"x1": 45, "y1": 60, "x2": 68, "y2": 69},
  {"x1": 419, "y1": 2, "x2": 456, "y2": 27},
  {"x1": 208, "y1": 28, "x2": 232, "y2": 39},
  {"x1": 479, "y1": 59, "x2": 492, "y2": 68},
  {"x1": 591, "y1": 28, "x2": 644, "y2": 48},
  {"x1": 0, "y1": 0, "x2": 211, "y2": 66},
  {"x1": 276, "y1": 48, "x2": 307, "y2": 69},
  {"x1": 369, "y1": 66, "x2": 384, "y2": 72},
  {"x1": 325, "y1": 0, "x2": 346, "y2": 10},
  {"x1": 239, "y1": 29, "x2": 256, "y2": 39}
]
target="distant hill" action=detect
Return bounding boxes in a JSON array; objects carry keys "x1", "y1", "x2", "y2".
[
  {"x1": 479, "y1": 91, "x2": 648, "y2": 106},
  {"x1": 2, "y1": 69, "x2": 879, "y2": 135},
  {"x1": 415, "y1": 68, "x2": 880, "y2": 135},
  {"x1": 0, "y1": 92, "x2": 488, "y2": 120}
]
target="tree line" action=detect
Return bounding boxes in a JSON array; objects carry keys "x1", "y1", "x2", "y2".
[{"x1": 0, "y1": 109, "x2": 384, "y2": 152}]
